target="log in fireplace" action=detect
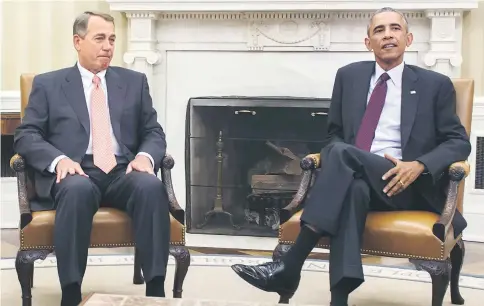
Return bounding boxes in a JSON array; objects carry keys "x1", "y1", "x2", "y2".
[{"x1": 185, "y1": 96, "x2": 330, "y2": 237}]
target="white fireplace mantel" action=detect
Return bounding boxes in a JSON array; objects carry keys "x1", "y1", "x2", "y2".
[
  {"x1": 107, "y1": 0, "x2": 479, "y2": 12},
  {"x1": 107, "y1": 0, "x2": 480, "y2": 86},
  {"x1": 103, "y1": 0, "x2": 484, "y2": 242}
]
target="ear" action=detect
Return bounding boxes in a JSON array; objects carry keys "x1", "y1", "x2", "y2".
[
  {"x1": 73, "y1": 34, "x2": 82, "y2": 52},
  {"x1": 364, "y1": 37, "x2": 372, "y2": 51},
  {"x1": 406, "y1": 33, "x2": 414, "y2": 47}
]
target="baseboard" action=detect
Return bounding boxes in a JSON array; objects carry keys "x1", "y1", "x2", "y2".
[
  {"x1": 0, "y1": 91, "x2": 20, "y2": 113},
  {"x1": 0, "y1": 177, "x2": 19, "y2": 229},
  {"x1": 462, "y1": 234, "x2": 484, "y2": 243},
  {"x1": 474, "y1": 95, "x2": 484, "y2": 118}
]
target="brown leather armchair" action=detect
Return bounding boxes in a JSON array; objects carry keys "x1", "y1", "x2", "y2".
[
  {"x1": 273, "y1": 79, "x2": 473, "y2": 306},
  {"x1": 11, "y1": 74, "x2": 191, "y2": 306}
]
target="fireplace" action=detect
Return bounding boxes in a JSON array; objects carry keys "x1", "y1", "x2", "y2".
[{"x1": 185, "y1": 96, "x2": 329, "y2": 236}]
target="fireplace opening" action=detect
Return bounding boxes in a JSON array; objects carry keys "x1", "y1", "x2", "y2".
[{"x1": 185, "y1": 96, "x2": 330, "y2": 237}]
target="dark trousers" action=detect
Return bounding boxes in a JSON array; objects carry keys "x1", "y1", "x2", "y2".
[
  {"x1": 51, "y1": 155, "x2": 170, "y2": 288},
  {"x1": 300, "y1": 142, "x2": 430, "y2": 293}
]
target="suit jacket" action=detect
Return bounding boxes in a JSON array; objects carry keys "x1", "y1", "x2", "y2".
[
  {"x1": 14, "y1": 65, "x2": 166, "y2": 210},
  {"x1": 325, "y1": 61, "x2": 471, "y2": 236}
]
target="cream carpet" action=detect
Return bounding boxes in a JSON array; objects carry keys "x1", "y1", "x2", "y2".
[{"x1": 1, "y1": 254, "x2": 484, "y2": 306}]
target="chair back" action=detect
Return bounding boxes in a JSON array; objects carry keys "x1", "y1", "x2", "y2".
[
  {"x1": 20, "y1": 74, "x2": 36, "y2": 119},
  {"x1": 451, "y1": 79, "x2": 474, "y2": 213}
]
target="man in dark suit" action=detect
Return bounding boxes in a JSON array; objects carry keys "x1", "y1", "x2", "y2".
[
  {"x1": 14, "y1": 11, "x2": 170, "y2": 306},
  {"x1": 231, "y1": 7, "x2": 471, "y2": 306}
]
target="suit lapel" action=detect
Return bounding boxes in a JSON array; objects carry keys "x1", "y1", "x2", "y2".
[
  {"x1": 105, "y1": 68, "x2": 127, "y2": 141},
  {"x1": 352, "y1": 62, "x2": 375, "y2": 138},
  {"x1": 401, "y1": 66, "x2": 419, "y2": 151},
  {"x1": 62, "y1": 66, "x2": 90, "y2": 135}
]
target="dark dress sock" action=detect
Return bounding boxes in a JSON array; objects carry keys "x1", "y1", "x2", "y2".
[
  {"x1": 146, "y1": 276, "x2": 166, "y2": 297},
  {"x1": 61, "y1": 282, "x2": 82, "y2": 306},
  {"x1": 281, "y1": 225, "x2": 322, "y2": 276},
  {"x1": 330, "y1": 289, "x2": 349, "y2": 306},
  {"x1": 330, "y1": 277, "x2": 361, "y2": 306}
]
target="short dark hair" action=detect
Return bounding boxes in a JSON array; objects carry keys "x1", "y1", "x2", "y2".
[
  {"x1": 367, "y1": 7, "x2": 409, "y2": 36},
  {"x1": 73, "y1": 11, "x2": 115, "y2": 37}
]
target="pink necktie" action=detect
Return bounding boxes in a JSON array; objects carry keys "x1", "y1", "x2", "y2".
[
  {"x1": 355, "y1": 73, "x2": 390, "y2": 151},
  {"x1": 91, "y1": 75, "x2": 117, "y2": 173}
]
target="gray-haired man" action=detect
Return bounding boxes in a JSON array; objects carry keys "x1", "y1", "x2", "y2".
[{"x1": 14, "y1": 11, "x2": 170, "y2": 305}]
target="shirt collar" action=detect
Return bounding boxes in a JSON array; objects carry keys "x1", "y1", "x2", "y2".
[
  {"x1": 76, "y1": 61, "x2": 107, "y2": 84},
  {"x1": 374, "y1": 61, "x2": 404, "y2": 87}
]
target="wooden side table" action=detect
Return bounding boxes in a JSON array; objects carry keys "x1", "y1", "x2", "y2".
[
  {"x1": 1, "y1": 112, "x2": 20, "y2": 177},
  {"x1": 79, "y1": 294, "x2": 309, "y2": 306},
  {"x1": 1, "y1": 112, "x2": 21, "y2": 135},
  {"x1": 80, "y1": 293, "x2": 185, "y2": 305}
]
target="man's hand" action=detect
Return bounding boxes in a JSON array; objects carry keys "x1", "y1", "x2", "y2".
[
  {"x1": 382, "y1": 154, "x2": 425, "y2": 197},
  {"x1": 126, "y1": 155, "x2": 154, "y2": 175},
  {"x1": 55, "y1": 158, "x2": 88, "y2": 183}
]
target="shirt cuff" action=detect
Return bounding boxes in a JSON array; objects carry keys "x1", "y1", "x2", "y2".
[
  {"x1": 48, "y1": 155, "x2": 67, "y2": 173},
  {"x1": 417, "y1": 160, "x2": 429, "y2": 175},
  {"x1": 137, "y1": 152, "x2": 155, "y2": 170}
]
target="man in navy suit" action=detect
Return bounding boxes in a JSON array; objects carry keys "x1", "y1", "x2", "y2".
[
  {"x1": 231, "y1": 7, "x2": 471, "y2": 306},
  {"x1": 14, "y1": 11, "x2": 169, "y2": 305}
]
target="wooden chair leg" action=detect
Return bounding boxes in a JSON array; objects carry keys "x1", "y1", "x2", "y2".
[
  {"x1": 16, "y1": 249, "x2": 50, "y2": 306},
  {"x1": 169, "y1": 245, "x2": 191, "y2": 298},
  {"x1": 272, "y1": 243, "x2": 291, "y2": 261},
  {"x1": 410, "y1": 258, "x2": 451, "y2": 306},
  {"x1": 133, "y1": 248, "x2": 145, "y2": 284},
  {"x1": 28, "y1": 263, "x2": 34, "y2": 288},
  {"x1": 450, "y1": 239, "x2": 465, "y2": 305}
]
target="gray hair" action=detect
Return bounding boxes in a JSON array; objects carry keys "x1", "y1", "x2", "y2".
[
  {"x1": 367, "y1": 7, "x2": 409, "y2": 36},
  {"x1": 73, "y1": 11, "x2": 115, "y2": 37}
]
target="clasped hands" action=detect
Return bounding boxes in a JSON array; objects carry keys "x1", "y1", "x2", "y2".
[
  {"x1": 55, "y1": 155, "x2": 153, "y2": 183},
  {"x1": 382, "y1": 154, "x2": 426, "y2": 197}
]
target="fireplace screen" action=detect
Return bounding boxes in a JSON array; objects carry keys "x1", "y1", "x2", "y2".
[{"x1": 185, "y1": 96, "x2": 330, "y2": 237}]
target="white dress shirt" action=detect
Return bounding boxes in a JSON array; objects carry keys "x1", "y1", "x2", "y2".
[
  {"x1": 48, "y1": 62, "x2": 154, "y2": 172},
  {"x1": 368, "y1": 61, "x2": 404, "y2": 159}
]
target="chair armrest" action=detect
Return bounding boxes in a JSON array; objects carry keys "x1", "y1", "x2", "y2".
[
  {"x1": 161, "y1": 154, "x2": 185, "y2": 225},
  {"x1": 10, "y1": 154, "x2": 26, "y2": 172},
  {"x1": 280, "y1": 153, "x2": 321, "y2": 223},
  {"x1": 433, "y1": 161, "x2": 470, "y2": 242},
  {"x1": 300, "y1": 153, "x2": 321, "y2": 170},
  {"x1": 10, "y1": 154, "x2": 33, "y2": 228},
  {"x1": 448, "y1": 161, "x2": 470, "y2": 180}
]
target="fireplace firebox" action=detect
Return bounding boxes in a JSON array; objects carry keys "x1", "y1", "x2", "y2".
[{"x1": 185, "y1": 96, "x2": 330, "y2": 237}]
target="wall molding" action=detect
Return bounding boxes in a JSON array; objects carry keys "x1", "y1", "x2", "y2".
[
  {"x1": 0, "y1": 91, "x2": 20, "y2": 113},
  {"x1": 1, "y1": 90, "x2": 483, "y2": 115},
  {"x1": 106, "y1": 0, "x2": 480, "y2": 12},
  {"x1": 473, "y1": 95, "x2": 484, "y2": 118},
  {"x1": 154, "y1": 11, "x2": 428, "y2": 20}
]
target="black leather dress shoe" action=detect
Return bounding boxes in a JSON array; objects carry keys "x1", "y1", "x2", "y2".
[{"x1": 231, "y1": 261, "x2": 300, "y2": 303}]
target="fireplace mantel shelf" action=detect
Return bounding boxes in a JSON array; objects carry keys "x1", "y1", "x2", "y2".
[{"x1": 107, "y1": 0, "x2": 479, "y2": 12}]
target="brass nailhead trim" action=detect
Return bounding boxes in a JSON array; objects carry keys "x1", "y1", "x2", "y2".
[
  {"x1": 278, "y1": 227, "x2": 445, "y2": 261},
  {"x1": 20, "y1": 226, "x2": 186, "y2": 251}
]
